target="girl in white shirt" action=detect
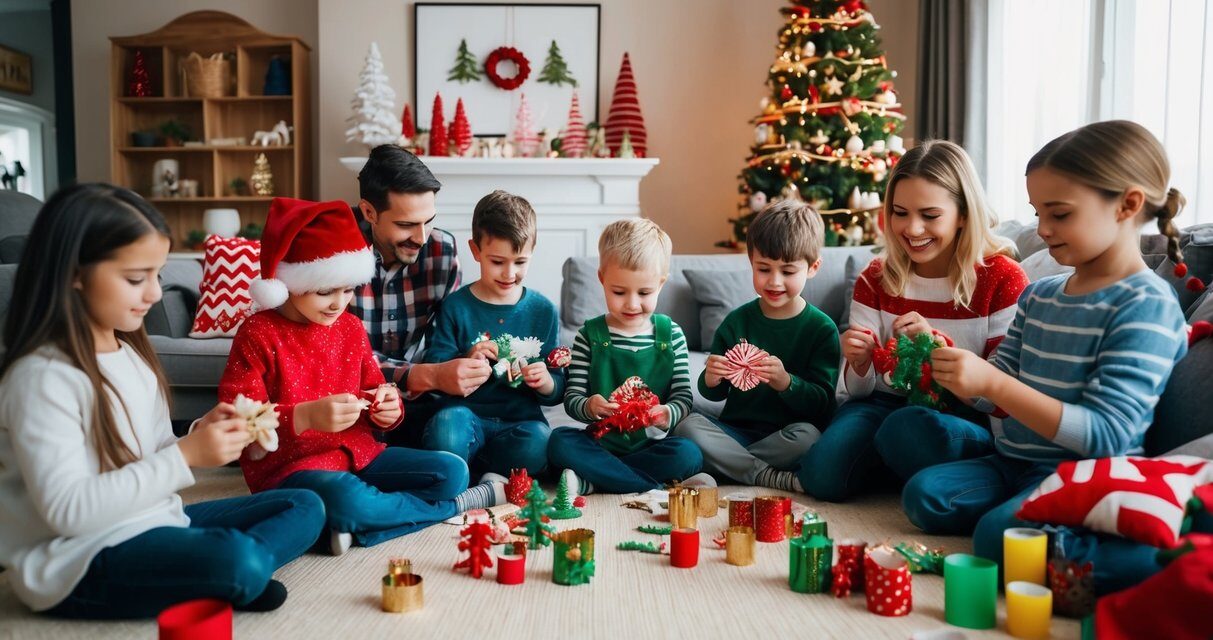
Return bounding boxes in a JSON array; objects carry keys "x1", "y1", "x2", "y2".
[{"x1": 0, "y1": 184, "x2": 325, "y2": 618}]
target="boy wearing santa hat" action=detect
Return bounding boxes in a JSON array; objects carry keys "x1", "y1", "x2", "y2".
[{"x1": 220, "y1": 197, "x2": 505, "y2": 555}]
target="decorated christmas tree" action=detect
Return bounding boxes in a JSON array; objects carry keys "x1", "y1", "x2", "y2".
[
  {"x1": 250, "y1": 153, "x2": 274, "y2": 196},
  {"x1": 550, "y1": 474, "x2": 583, "y2": 519},
  {"x1": 448, "y1": 38, "x2": 482, "y2": 83},
  {"x1": 127, "y1": 50, "x2": 152, "y2": 97},
  {"x1": 345, "y1": 42, "x2": 402, "y2": 148},
  {"x1": 450, "y1": 98, "x2": 473, "y2": 156},
  {"x1": 723, "y1": 0, "x2": 907, "y2": 249},
  {"x1": 560, "y1": 92, "x2": 588, "y2": 158},
  {"x1": 512, "y1": 94, "x2": 540, "y2": 157},
  {"x1": 538, "y1": 40, "x2": 577, "y2": 87},
  {"x1": 428, "y1": 93, "x2": 448, "y2": 156}
]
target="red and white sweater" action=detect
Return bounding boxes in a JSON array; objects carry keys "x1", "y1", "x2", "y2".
[
  {"x1": 219, "y1": 310, "x2": 403, "y2": 493},
  {"x1": 842, "y1": 254, "x2": 1028, "y2": 399}
]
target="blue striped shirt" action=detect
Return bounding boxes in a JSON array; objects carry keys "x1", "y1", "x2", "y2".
[{"x1": 988, "y1": 270, "x2": 1186, "y2": 462}]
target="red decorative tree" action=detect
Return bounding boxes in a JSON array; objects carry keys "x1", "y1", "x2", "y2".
[
  {"x1": 401, "y1": 103, "x2": 415, "y2": 141},
  {"x1": 561, "y1": 92, "x2": 588, "y2": 158},
  {"x1": 451, "y1": 98, "x2": 473, "y2": 156},
  {"x1": 453, "y1": 513, "x2": 495, "y2": 579},
  {"x1": 506, "y1": 468, "x2": 533, "y2": 507},
  {"x1": 428, "y1": 93, "x2": 448, "y2": 156},
  {"x1": 128, "y1": 50, "x2": 152, "y2": 97},
  {"x1": 605, "y1": 52, "x2": 647, "y2": 157}
]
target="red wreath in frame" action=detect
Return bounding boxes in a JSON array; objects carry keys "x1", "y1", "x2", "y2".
[{"x1": 485, "y1": 47, "x2": 531, "y2": 91}]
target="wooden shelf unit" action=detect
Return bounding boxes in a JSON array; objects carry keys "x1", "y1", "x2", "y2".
[{"x1": 110, "y1": 11, "x2": 311, "y2": 246}]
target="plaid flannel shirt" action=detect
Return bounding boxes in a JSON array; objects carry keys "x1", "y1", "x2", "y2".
[{"x1": 349, "y1": 224, "x2": 461, "y2": 389}]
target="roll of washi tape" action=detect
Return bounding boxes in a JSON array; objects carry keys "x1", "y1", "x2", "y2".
[
  {"x1": 670, "y1": 527, "x2": 700, "y2": 568},
  {"x1": 381, "y1": 573, "x2": 424, "y2": 613},
  {"x1": 496, "y1": 547, "x2": 525, "y2": 585},
  {"x1": 727, "y1": 494, "x2": 754, "y2": 528},
  {"x1": 1006, "y1": 580, "x2": 1052, "y2": 639},
  {"x1": 695, "y1": 487, "x2": 720, "y2": 518},
  {"x1": 864, "y1": 545, "x2": 912, "y2": 616},
  {"x1": 943, "y1": 553, "x2": 998, "y2": 629},
  {"x1": 755, "y1": 496, "x2": 786, "y2": 542},
  {"x1": 1004, "y1": 528, "x2": 1048, "y2": 587},
  {"x1": 725, "y1": 526, "x2": 755, "y2": 566}
]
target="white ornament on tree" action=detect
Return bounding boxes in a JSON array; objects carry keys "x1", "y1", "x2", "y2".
[
  {"x1": 847, "y1": 186, "x2": 863, "y2": 211},
  {"x1": 802, "y1": 41, "x2": 816, "y2": 58},
  {"x1": 344, "y1": 42, "x2": 402, "y2": 148},
  {"x1": 748, "y1": 191, "x2": 768, "y2": 213},
  {"x1": 824, "y1": 76, "x2": 845, "y2": 96},
  {"x1": 887, "y1": 135, "x2": 906, "y2": 154},
  {"x1": 809, "y1": 129, "x2": 829, "y2": 145},
  {"x1": 845, "y1": 135, "x2": 864, "y2": 155},
  {"x1": 755, "y1": 123, "x2": 770, "y2": 146},
  {"x1": 870, "y1": 139, "x2": 886, "y2": 155},
  {"x1": 861, "y1": 192, "x2": 882, "y2": 210},
  {"x1": 875, "y1": 90, "x2": 898, "y2": 105}
]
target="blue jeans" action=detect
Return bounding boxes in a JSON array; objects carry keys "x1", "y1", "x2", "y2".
[
  {"x1": 800, "y1": 392, "x2": 994, "y2": 502},
  {"x1": 423, "y1": 405, "x2": 551, "y2": 477},
  {"x1": 902, "y1": 454, "x2": 1197, "y2": 595},
  {"x1": 46, "y1": 489, "x2": 325, "y2": 619},
  {"x1": 278, "y1": 446, "x2": 467, "y2": 547},
  {"x1": 547, "y1": 426, "x2": 704, "y2": 493}
]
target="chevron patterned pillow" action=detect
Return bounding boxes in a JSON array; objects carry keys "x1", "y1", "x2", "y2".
[{"x1": 189, "y1": 234, "x2": 260, "y2": 338}]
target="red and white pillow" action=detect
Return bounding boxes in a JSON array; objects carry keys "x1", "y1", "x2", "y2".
[
  {"x1": 189, "y1": 235, "x2": 260, "y2": 338},
  {"x1": 1017, "y1": 456, "x2": 1213, "y2": 548}
]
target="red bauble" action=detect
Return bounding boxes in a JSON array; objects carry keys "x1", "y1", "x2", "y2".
[
  {"x1": 835, "y1": 50, "x2": 849, "y2": 59},
  {"x1": 1187, "y1": 276, "x2": 1207, "y2": 292},
  {"x1": 780, "y1": 84, "x2": 793, "y2": 101},
  {"x1": 808, "y1": 85, "x2": 820, "y2": 104},
  {"x1": 484, "y1": 47, "x2": 531, "y2": 91},
  {"x1": 1174, "y1": 263, "x2": 1189, "y2": 278},
  {"x1": 808, "y1": 21, "x2": 822, "y2": 32}
]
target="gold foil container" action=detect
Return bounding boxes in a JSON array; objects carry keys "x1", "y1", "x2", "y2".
[
  {"x1": 668, "y1": 487, "x2": 700, "y2": 530},
  {"x1": 725, "y1": 526, "x2": 756, "y2": 566},
  {"x1": 387, "y1": 557, "x2": 412, "y2": 577},
  {"x1": 381, "y1": 573, "x2": 423, "y2": 613},
  {"x1": 695, "y1": 487, "x2": 720, "y2": 517}
]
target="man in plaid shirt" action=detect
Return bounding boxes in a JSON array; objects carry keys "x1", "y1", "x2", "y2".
[{"x1": 351, "y1": 145, "x2": 493, "y2": 444}]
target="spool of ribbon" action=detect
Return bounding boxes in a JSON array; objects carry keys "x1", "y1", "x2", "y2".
[
  {"x1": 943, "y1": 553, "x2": 998, "y2": 629},
  {"x1": 1006, "y1": 580, "x2": 1053, "y2": 639},
  {"x1": 727, "y1": 494, "x2": 754, "y2": 528},
  {"x1": 864, "y1": 545, "x2": 912, "y2": 616},
  {"x1": 755, "y1": 496, "x2": 786, "y2": 542},
  {"x1": 1004, "y1": 527, "x2": 1048, "y2": 587},
  {"x1": 668, "y1": 487, "x2": 700, "y2": 530},
  {"x1": 551, "y1": 529, "x2": 595, "y2": 586},
  {"x1": 671, "y1": 528, "x2": 700, "y2": 568},
  {"x1": 496, "y1": 547, "x2": 525, "y2": 585},
  {"x1": 725, "y1": 526, "x2": 756, "y2": 566},
  {"x1": 158, "y1": 599, "x2": 233, "y2": 640},
  {"x1": 695, "y1": 486, "x2": 720, "y2": 518},
  {"x1": 789, "y1": 534, "x2": 833, "y2": 593},
  {"x1": 381, "y1": 573, "x2": 424, "y2": 613}
]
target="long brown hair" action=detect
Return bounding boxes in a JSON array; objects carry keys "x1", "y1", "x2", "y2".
[
  {"x1": 2, "y1": 184, "x2": 173, "y2": 470},
  {"x1": 1026, "y1": 120, "x2": 1184, "y2": 264}
]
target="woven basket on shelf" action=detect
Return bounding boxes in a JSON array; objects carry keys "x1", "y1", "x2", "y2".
[{"x1": 181, "y1": 52, "x2": 230, "y2": 98}]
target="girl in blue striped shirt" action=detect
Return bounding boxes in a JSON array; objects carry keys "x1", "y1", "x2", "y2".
[{"x1": 905, "y1": 121, "x2": 1189, "y2": 593}]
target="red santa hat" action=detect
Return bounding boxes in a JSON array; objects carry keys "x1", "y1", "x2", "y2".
[{"x1": 248, "y1": 197, "x2": 375, "y2": 309}]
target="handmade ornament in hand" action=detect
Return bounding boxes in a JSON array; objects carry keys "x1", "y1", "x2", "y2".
[
  {"x1": 586, "y1": 376, "x2": 660, "y2": 439},
  {"x1": 546, "y1": 345, "x2": 572, "y2": 369},
  {"x1": 870, "y1": 331, "x2": 953, "y2": 409},
  {"x1": 234, "y1": 394, "x2": 279, "y2": 461},
  {"x1": 722, "y1": 339, "x2": 769, "y2": 391},
  {"x1": 472, "y1": 333, "x2": 544, "y2": 388}
]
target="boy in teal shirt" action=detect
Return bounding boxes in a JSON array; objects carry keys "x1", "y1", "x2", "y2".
[
  {"x1": 422, "y1": 191, "x2": 563, "y2": 479},
  {"x1": 675, "y1": 201, "x2": 840, "y2": 492},
  {"x1": 548, "y1": 218, "x2": 713, "y2": 495}
]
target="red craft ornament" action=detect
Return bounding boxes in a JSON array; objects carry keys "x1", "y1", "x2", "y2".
[
  {"x1": 484, "y1": 47, "x2": 531, "y2": 91},
  {"x1": 841, "y1": 97, "x2": 863, "y2": 116},
  {"x1": 450, "y1": 98, "x2": 473, "y2": 156},
  {"x1": 453, "y1": 513, "x2": 495, "y2": 579},
  {"x1": 572, "y1": 496, "x2": 587, "y2": 508},
  {"x1": 808, "y1": 84, "x2": 820, "y2": 104},
  {"x1": 546, "y1": 345, "x2": 572, "y2": 369},
  {"x1": 722, "y1": 339, "x2": 769, "y2": 391},
  {"x1": 605, "y1": 52, "x2": 648, "y2": 157},
  {"x1": 496, "y1": 550, "x2": 525, "y2": 585},
  {"x1": 728, "y1": 495, "x2": 754, "y2": 528},
  {"x1": 1188, "y1": 320, "x2": 1213, "y2": 347},
  {"x1": 561, "y1": 92, "x2": 589, "y2": 158},
  {"x1": 586, "y1": 376, "x2": 659, "y2": 439},
  {"x1": 506, "y1": 468, "x2": 533, "y2": 507},
  {"x1": 754, "y1": 496, "x2": 786, "y2": 543},
  {"x1": 1174, "y1": 263, "x2": 1189, "y2": 278},
  {"x1": 780, "y1": 84, "x2": 793, "y2": 101},
  {"x1": 127, "y1": 50, "x2": 153, "y2": 97},
  {"x1": 428, "y1": 93, "x2": 448, "y2": 156},
  {"x1": 864, "y1": 545, "x2": 912, "y2": 616},
  {"x1": 808, "y1": 21, "x2": 822, "y2": 32},
  {"x1": 401, "y1": 103, "x2": 416, "y2": 140},
  {"x1": 1187, "y1": 276, "x2": 1206, "y2": 292}
]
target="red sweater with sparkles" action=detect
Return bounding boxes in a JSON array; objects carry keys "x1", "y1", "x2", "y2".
[{"x1": 219, "y1": 310, "x2": 403, "y2": 492}]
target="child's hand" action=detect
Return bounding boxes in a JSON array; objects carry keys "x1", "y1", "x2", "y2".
[
  {"x1": 179, "y1": 416, "x2": 248, "y2": 467},
  {"x1": 753, "y1": 355, "x2": 792, "y2": 392},
  {"x1": 466, "y1": 340, "x2": 498, "y2": 361},
  {"x1": 586, "y1": 394, "x2": 619, "y2": 422},
  {"x1": 703, "y1": 354, "x2": 732, "y2": 388},
  {"x1": 841, "y1": 326, "x2": 878, "y2": 375},
  {"x1": 521, "y1": 361, "x2": 555, "y2": 395},
  {"x1": 436, "y1": 358, "x2": 494, "y2": 397},
  {"x1": 648, "y1": 404, "x2": 672, "y2": 430},
  {"x1": 295, "y1": 394, "x2": 363, "y2": 434},
  {"x1": 367, "y1": 385, "x2": 402, "y2": 428},
  {"x1": 893, "y1": 312, "x2": 934, "y2": 338},
  {"x1": 930, "y1": 347, "x2": 1000, "y2": 398}
]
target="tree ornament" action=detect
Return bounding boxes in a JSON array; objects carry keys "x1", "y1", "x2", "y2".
[
  {"x1": 1174, "y1": 263, "x2": 1189, "y2": 278},
  {"x1": 824, "y1": 76, "x2": 845, "y2": 96},
  {"x1": 560, "y1": 92, "x2": 589, "y2": 158},
  {"x1": 585, "y1": 376, "x2": 657, "y2": 438},
  {"x1": 748, "y1": 191, "x2": 768, "y2": 213},
  {"x1": 511, "y1": 94, "x2": 539, "y2": 157},
  {"x1": 809, "y1": 129, "x2": 829, "y2": 145},
  {"x1": 870, "y1": 331, "x2": 954, "y2": 408},
  {"x1": 450, "y1": 98, "x2": 473, "y2": 156},
  {"x1": 605, "y1": 52, "x2": 647, "y2": 157},
  {"x1": 453, "y1": 511, "x2": 494, "y2": 579},
  {"x1": 780, "y1": 84, "x2": 794, "y2": 101},
  {"x1": 506, "y1": 468, "x2": 533, "y2": 506},
  {"x1": 513, "y1": 483, "x2": 556, "y2": 549},
  {"x1": 428, "y1": 93, "x2": 448, "y2": 156},
  {"x1": 808, "y1": 84, "x2": 821, "y2": 104},
  {"x1": 875, "y1": 89, "x2": 898, "y2": 104},
  {"x1": 537, "y1": 39, "x2": 577, "y2": 87},
  {"x1": 484, "y1": 47, "x2": 531, "y2": 91},
  {"x1": 400, "y1": 103, "x2": 416, "y2": 142},
  {"x1": 127, "y1": 50, "x2": 152, "y2": 97},
  {"x1": 345, "y1": 42, "x2": 402, "y2": 148},
  {"x1": 250, "y1": 153, "x2": 274, "y2": 196},
  {"x1": 887, "y1": 134, "x2": 906, "y2": 154},
  {"x1": 550, "y1": 474, "x2": 583, "y2": 519},
  {"x1": 755, "y1": 123, "x2": 771, "y2": 146},
  {"x1": 802, "y1": 40, "x2": 817, "y2": 58},
  {"x1": 845, "y1": 134, "x2": 864, "y2": 155},
  {"x1": 617, "y1": 130, "x2": 636, "y2": 159},
  {"x1": 447, "y1": 38, "x2": 483, "y2": 83}
]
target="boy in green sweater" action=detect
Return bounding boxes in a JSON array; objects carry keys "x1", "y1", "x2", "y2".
[
  {"x1": 548, "y1": 218, "x2": 713, "y2": 495},
  {"x1": 674, "y1": 200, "x2": 840, "y2": 492}
]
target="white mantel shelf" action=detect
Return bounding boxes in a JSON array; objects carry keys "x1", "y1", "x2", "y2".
[{"x1": 340, "y1": 156, "x2": 660, "y2": 303}]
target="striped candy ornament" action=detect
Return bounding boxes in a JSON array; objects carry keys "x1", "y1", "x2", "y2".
[
  {"x1": 190, "y1": 235, "x2": 260, "y2": 338},
  {"x1": 561, "y1": 92, "x2": 588, "y2": 158},
  {"x1": 605, "y1": 52, "x2": 647, "y2": 158}
]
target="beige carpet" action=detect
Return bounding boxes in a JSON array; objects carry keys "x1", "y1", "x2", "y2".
[{"x1": 1, "y1": 467, "x2": 1079, "y2": 639}]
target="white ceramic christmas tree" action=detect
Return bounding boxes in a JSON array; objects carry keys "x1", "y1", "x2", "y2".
[
  {"x1": 512, "y1": 94, "x2": 540, "y2": 158},
  {"x1": 345, "y1": 42, "x2": 402, "y2": 148}
]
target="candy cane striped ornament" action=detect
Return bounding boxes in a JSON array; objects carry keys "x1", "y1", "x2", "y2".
[{"x1": 605, "y1": 52, "x2": 647, "y2": 158}]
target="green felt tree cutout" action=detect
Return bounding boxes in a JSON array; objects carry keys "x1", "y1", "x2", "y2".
[
  {"x1": 538, "y1": 40, "x2": 577, "y2": 87},
  {"x1": 448, "y1": 39, "x2": 482, "y2": 83}
]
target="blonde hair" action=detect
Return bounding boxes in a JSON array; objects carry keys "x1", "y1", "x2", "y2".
[
  {"x1": 1026, "y1": 119, "x2": 1184, "y2": 264},
  {"x1": 598, "y1": 218, "x2": 672, "y2": 275},
  {"x1": 880, "y1": 139, "x2": 1014, "y2": 309},
  {"x1": 747, "y1": 199, "x2": 825, "y2": 264}
]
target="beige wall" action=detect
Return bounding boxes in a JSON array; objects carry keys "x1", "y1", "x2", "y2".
[{"x1": 71, "y1": 0, "x2": 319, "y2": 184}]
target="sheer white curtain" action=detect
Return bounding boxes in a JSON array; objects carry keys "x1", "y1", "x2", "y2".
[{"x1": 970, "y1": 0, "x2": 1212, "y2": 226}]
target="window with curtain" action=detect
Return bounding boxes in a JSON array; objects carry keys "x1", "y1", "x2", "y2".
[{"x1": 972, "y1": 0, "x2": 1212, "y2": 227}]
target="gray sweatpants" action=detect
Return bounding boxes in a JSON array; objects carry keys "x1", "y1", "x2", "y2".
[{"x1": 673, "y1": 413, "x2": 821, "y2": 484}]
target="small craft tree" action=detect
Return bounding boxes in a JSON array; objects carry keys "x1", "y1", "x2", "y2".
[
  {"x1": 447, "y1": 39, "x2": 482, "y2": 83},
  {"x1": 550, "y1": 474, "x2": 582, "y2": 519},
  {"x1": 538, "y1": 40, "x2": 577, "y2": 87},
  {"x1": 250, "y1": 153, "x2": 274, "y2": 196},
  {"x1": 428, "y1": 93, "x2": 448, "y2": 156},
  {"x1": 506, "y1": 468, "x2": 533, "y2": 507},
  {"x1": 127, "y1": 50, "x2": 152, "y2": 97},
  {"x1": 453, "y1": 514, "x2": 495, "y2": 579},
  {"x1": 450, "y1": 98, "x2": 474, "y2": 156},
  {"x1": 401, "y1": 103, "x2": 416, "y2": 142},
  {"x1": 561, "y1": 92, "x2": 588, "y2": 158},
  {"x1": 345, "y1": 42, "x2": 402, "y2": 148},
  {"x1": 512, "y1": 94, "x2": 539, "y2": 157},
  {"x1": 514, "y1": 483, "x2": 555, "y2": 549}
]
